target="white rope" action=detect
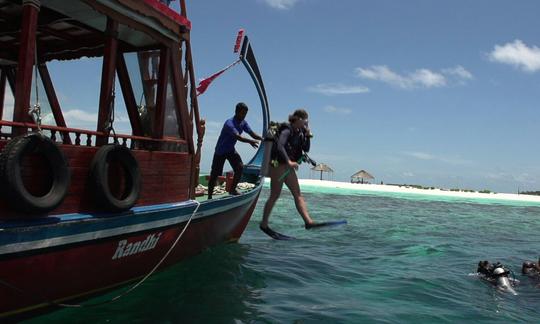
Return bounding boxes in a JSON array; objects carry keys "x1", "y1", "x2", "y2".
[
  {"x1": 0, "y1": 200, "x2": 202, "y2": 308},
  {"x1": 58, "y1": 199, "x2": 202, "y2": 307},
  {"x1": 29, "y1": 39, "x2": 42, "y2": 132}
]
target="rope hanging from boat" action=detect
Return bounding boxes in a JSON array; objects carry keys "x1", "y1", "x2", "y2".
[
  {"x1": 105, "y1": 73, "x2": 118, "y2": 144},
  {"x1": 0, "y1": 200, "x2": 201, "y2": 308},
  {"x1": 28, "y1": 39, "x2": 41, "y2": 132}
]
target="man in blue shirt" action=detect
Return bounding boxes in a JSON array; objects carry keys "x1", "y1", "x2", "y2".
[{"x1": 208, "y1": 102, "x2": 262, "y2": 199}]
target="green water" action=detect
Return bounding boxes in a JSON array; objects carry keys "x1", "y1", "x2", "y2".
[{"x1": 29, "y1": 187, "x2": 540, "y2": 323}]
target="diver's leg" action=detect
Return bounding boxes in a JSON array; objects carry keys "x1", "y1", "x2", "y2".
[
  {"x1": 261, "y1": 165, "x2": 285, "y2": 228},
  {"x1": 284, "y1": 169, "x2": 314, "y2": 226}
]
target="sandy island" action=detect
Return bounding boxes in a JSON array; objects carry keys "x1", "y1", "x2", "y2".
[{"x1": 291, "y1": 179, "x2": 540, "y2": 204}]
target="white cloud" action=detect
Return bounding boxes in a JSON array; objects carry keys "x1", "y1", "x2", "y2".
[
  {"x1": 402, "y1": 171, "x2": 415, "y2": 177},
  {"x1": 62, "y1": 109, "x2": 130, "y2": 132},
  {"x1": 356, "y1": 65, "x2": 472, "y2": 89},
  {"x1": 261, "y1": 0, "x2": 300, "y2": 10},
  {"x1": 442, "y1": 65, "x2": 473, "y2": 80},
  {"x1": 308, "y1": 83, "x2": 370, "y2": 95},
  {"x1": 323, "y1": 105, "x2": 352, "y2": 115},
  {"x1": 63, "y1": 109, "x2": 98, "y2": 123},
  {"x1": 488, "y1": 39, "x2": 540, "y2": 73},
  {"x1": 405, "y1": 151, "x2": 435, "y2": 160},
  {"x1": 410, "y1": 69, "x2": 447, "y2": 87}
]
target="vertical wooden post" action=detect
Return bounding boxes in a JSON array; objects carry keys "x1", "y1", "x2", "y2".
[
  {"x1": 179, "y1": 2, "x2": 203, "y2": 198},
  {"x1": 153, "y1": 47, "x2": 170, "y2": 140},
  {"x1": 180, "y1": 0, "x2": 187, "y2": 17},
  {"x1": 96, "y1": 18, "x2": 118, "y2": 146},
  {"x1": 13, "y1": 0, "x2": 40, "y2": 134},
  {"x1": 38, "y1": 63, "x2": 72, "y2": 144},
  {"x1": 170, "y1": 45, "x2": 193, "y2": 150},
  {"x1": 0, "y1": 69, "x2": 6, "y2": 121}
]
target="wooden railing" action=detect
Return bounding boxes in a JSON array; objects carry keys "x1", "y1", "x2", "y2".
[{"x1": 0, "y1": 120, "x2": 189, "y2": 152}]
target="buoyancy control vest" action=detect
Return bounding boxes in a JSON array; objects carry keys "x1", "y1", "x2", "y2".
[{"x1": 270, "y1": 122, "x2": 310, "y2": 163}]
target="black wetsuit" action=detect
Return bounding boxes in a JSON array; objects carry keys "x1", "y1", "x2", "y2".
[{"x1": 273, "y1": 124, "x2": 310, "y2": 164}]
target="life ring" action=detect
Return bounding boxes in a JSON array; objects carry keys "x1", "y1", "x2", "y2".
[
  {"x1": 0, "y1": 133, "x2": 71, "y2": 213},
  {"x1": 90, "y1": 144, "x2": 140, "y2": 212}
]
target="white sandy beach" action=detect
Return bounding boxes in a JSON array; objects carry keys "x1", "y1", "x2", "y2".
[{"x1": 294, "y1": 179, "x2": 540, "y2": 204}]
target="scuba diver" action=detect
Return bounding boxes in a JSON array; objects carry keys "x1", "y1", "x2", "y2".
[
  {"x1": 521, "y1": 257, "x2": 540, "y2": 277},
  {"x1": 477, "y1": 260, "x2": 518, "y2": 295},
  {"x1": 260, "y1": 109, "x2": 319, "y2": 239}
]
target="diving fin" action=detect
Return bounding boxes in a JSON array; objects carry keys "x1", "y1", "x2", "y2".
[
  {"x1": 305, "y1": 220, "x2": 347, "y2": 230},
  {"x1": 260, "y1": 225, "x2": 295, "y2": 240}
]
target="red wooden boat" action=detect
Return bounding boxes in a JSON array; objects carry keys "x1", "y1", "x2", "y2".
[{"x1": 0, "y1": 0, "x2": 271, "y2": 319}]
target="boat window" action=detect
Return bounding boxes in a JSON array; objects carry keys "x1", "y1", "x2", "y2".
[
  {"x1": 124, "y1": 51, "x2": 160, "y2": 137},
  {"x1": 43, "y1": 56, "x2": 134, "y2": 145},
  {"x1": 0, "y1": 80, "x2": 13, "y2": 136},
  {"x1": 30, "y1": 70, "x2": 54, "y2": 128},
  {"x1": 163, "y1": 66, "x2": 183, "y2": 138},
  {"x1": 1, "y1": 83, "x2": 13, "y2": 121},
  {"x1": 46, "y1": 58, "x2": 102, "y2": 132}
]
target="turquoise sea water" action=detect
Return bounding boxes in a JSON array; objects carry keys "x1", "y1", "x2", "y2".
[{"x1": 29, "y1": 187, "x2": 540, "y2": 323}]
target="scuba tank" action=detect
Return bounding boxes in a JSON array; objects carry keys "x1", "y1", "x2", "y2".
[
  {"x1": 492, "y1": 267, "x2": 517, "y2": 295},
  {"x1": 477, "y1": 260, "x2": 517, "y2": 295}
]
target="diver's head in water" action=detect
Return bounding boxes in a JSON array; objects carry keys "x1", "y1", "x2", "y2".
[
  {"x1": 477, "y1": 260, "x2": 491, "y2": 275},
  {"x1": 522, "y1": 261, "x2": 536, "y2": 274},
  {"x1": 522, "y1": 258, "x2": 540, "y2": 275}
]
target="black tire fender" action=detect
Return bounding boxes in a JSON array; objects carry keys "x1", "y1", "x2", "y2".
[
  {"x1": 0, "y1": 133, "x2": 71, "y2": 214},
  {"x1": 90, "y1": 144, "x2": 140, "y2": 212}
]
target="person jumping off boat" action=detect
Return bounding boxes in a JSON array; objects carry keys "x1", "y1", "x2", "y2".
[
  {"x1": 260, "y1": 109, "x2": 325, "y2": 238},
  {"x1": 208, "y1": 102, "x2": 262, "y2": 199}
]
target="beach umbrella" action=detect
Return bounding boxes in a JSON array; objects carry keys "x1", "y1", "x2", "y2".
[
  {"x1": 351, "y1": 170, "x2": 374, "y2": 184},
  {"x1": 311, "y1": 163, "x2": 334, "y2": 180}
]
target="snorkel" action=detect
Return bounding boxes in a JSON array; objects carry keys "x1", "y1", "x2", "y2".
[{"x1": 278, "y1": 153, "x2": 316, "y2": 181}]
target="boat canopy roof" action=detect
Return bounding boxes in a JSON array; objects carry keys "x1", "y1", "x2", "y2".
[{"x1": 0, "y1": 0, "x2": 191, "y2": 63}]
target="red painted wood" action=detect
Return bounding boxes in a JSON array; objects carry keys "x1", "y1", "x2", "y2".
[
  {"x1": 0, "y1": 69, "x2": 5, "y2": 120},
  {"x1": 96, "y1": 18, "x2": 119, "y2": 146},
  {"x1": 0, "y1": 195, "x2": 259, "y2": 318},
  {"x1": 0, "y1": 120, "x2": 188, "y2": 147},
  {"x1": 13, "y1": 1, "x2": 39, "y2": 134},
  {"x1": 152, "y1": 47, "x2": 170, "y2": 140},
  {"x1": 0, "y1": 142, "x2": 193, "y2": 219},
  {"x1": 170, "y1": 45, "x2": 194, "y2": 152}
]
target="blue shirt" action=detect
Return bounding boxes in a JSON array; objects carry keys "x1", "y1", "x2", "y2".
[{"x1": 215, "y1": 117, "x2": 253, "y2": 155}]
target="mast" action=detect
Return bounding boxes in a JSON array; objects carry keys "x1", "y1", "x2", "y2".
[
  {"x1": 180, "y1": 0, "x2": 204, "y2": 197},
  {"x1": 13, "y1": 0, "x2": 40, "y2": 134}
]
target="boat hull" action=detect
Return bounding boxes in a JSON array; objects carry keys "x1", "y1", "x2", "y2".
[{"x1": 0, "y1": 186, "x2": 261, "y2": 319}]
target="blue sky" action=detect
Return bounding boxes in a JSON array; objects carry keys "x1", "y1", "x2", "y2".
[
  {"x1": 182, "y1": 0, "x2": 540, "y2": 193},
  {"x1": 4, "y1": 0, "x2": 540, "y2": 193}
]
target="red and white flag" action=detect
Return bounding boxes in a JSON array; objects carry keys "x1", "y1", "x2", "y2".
[{"x1": 196, "y1": 29, "x2": 245, "y2": 96}]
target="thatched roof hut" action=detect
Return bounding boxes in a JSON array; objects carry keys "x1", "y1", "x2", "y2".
[
  {"x1": 351, "y1": 170, "x2": 374, "y2": 184},
  {"x1": 311, "y1": 163, "x2": 334, "y2": 180}
]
